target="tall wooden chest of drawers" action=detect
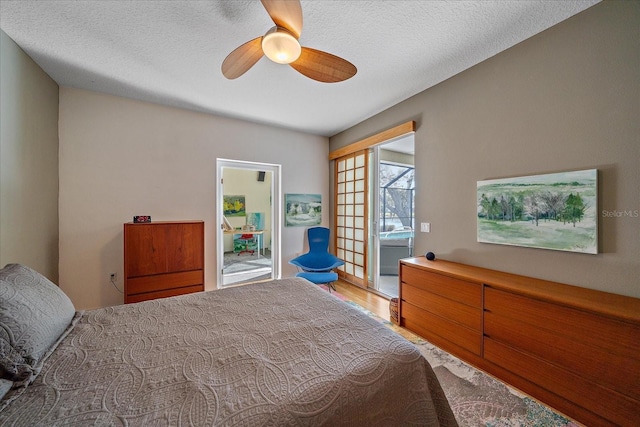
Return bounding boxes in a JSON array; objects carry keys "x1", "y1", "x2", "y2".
[
  {"x1": 124, "y1": 221, "x2": 204, "y2": 303},
  {"x1": 399, "y1": 257, "x2": 640, "y2": 427}
]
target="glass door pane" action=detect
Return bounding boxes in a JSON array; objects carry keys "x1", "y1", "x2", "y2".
[{"x1": 372, "y1": 137, "x2": 415, "y2": 298}]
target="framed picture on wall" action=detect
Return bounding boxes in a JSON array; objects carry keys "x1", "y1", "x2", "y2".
[
  {"x1": 285, "y1": 194, "x2": 322, "y2": 227},
  {"x1": 477, "y1": 169, "x2": 598, "y2": 254},
  {"x1": 223, "y1": 195, "x2": 246, "y2": 217}
]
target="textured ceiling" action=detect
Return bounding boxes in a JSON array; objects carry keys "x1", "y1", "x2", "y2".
[{"x1": 0, "y1": 0, "x2": 599, "y2": 136}]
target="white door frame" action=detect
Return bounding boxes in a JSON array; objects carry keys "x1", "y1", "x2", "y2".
[
  {"x1": 370, "y1": 146, "x2": 382, "y2": 291},
  {"x1": 216, "y1": 158, "x2": 282, "y2": 288}
]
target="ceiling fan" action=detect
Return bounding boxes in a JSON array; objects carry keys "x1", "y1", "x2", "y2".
[{"x1": 221, "y1": 0, "x2": 357, "y2": 83}]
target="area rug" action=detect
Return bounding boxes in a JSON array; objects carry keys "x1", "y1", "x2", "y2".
[{"x1": 319, "y1": 286, "x2": 582, "y2": 427}]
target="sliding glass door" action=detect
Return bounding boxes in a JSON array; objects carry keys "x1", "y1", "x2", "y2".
[{"x1": 369, "y1": 137, "x2": 415, "y2": 298}]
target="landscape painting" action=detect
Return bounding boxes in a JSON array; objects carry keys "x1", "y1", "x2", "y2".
[
  {"x1": 285, "y1": 194, "x2": 322, "y2": 227},
  {"x1": 223, "y1": 195, "x2": 246, "y2": 217},
  {"x1": 477, "y1": 169, "x2": 598, "y2": 254}
]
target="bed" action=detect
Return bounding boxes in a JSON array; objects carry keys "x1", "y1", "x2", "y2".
[{"x1": 1, "y1": 263, "x2": 457, "y2": 426}]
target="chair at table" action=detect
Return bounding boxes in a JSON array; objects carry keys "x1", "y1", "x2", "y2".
[
  {"x1": 234, "y1": 233, "x2": 257, "y2": 256},
  {"x1": 290, "y1": 227, "x2": 344, "y2": 292}
]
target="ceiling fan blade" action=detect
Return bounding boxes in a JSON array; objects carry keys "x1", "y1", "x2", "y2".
[
  {"x1": 260, "y1": 0, "x2": 303, "y2": 39},
  {"x1": 290, "y1": 47, "x2": 357, "y2": 83},
  {"x1": 221, "y1": 37, "x2": 264, "y2": 79}
]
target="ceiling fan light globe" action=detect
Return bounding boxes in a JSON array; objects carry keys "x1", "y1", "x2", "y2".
[{"x1": 262, "y1": 28, "x2": 301, "y2": 64}]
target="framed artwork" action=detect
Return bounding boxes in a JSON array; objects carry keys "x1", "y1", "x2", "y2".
[
  {"x1": 246, "y1": 212, "x2": 265, "y2": 230},
  {"x1": 285, "y1": 194, "x2": 322, "y2": 227},
  {"x1": 223, "y1": 195, "x2": 246, "y2": 217},
  {"x1": 477, "y1": 169, "x2": 598, "y2": 254}
]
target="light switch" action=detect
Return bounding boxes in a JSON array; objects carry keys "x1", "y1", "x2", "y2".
[{"x1": 420, "y1": 222, "x2": 430, "y2": 233}]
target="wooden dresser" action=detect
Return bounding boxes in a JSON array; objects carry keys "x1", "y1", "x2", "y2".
[
  {"x1": 124, "y1": 221, "x2": 204, "y2": 303},
  {"x1": 399, "y1": 257, "x2": 640, "y2": 427}
]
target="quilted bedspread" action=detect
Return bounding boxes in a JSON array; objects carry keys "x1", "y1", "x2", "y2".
[{"x1": 1, "y1": 277, "x2": 457, "y2": 426}]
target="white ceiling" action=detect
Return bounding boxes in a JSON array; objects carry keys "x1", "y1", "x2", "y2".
[
  {"x1": 384, "y1": 134, "x2": 415, "y2": 156},
  {"x1": 0, "y1": 0, "x2": 599, "y2": 137}
]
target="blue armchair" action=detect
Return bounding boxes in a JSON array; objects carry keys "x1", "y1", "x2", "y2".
[{"x1": 290, "y1": 227, "x2": 344, "y2": 292}]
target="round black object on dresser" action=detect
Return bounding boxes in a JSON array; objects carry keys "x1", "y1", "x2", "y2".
[{"x1": 425, "y1": 252, "x2": 436, "y2": 261}]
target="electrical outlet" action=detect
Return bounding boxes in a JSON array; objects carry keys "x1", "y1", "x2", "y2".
[
  {"x1": 110, "y1": 273, "x2": 117, "y2": 282},
  {"x1": 420, "y1": 222, "x2": 431, "y2": 233}
]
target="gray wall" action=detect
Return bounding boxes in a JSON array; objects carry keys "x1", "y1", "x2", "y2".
[
  {"x1": 330, "y1": 2, "x2": 640, "y2": 298},
  {"x1": 0, "y1": 30, "x2": 59, "y2": 280},
  {"x1": 1, "y1": 30, "x2": 330, "y2": 310},
  {"x1": 58, "y1": 88, "x2": 329, "y2": 309}
]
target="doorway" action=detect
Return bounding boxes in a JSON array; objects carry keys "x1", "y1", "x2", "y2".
[
  {"x1": 369, "y1": 135, "x2": 415, "y2": 298},
  {"x1": 330, "y1": 121, "x2": 416, "y2": 295},
  {"x1": 216, "y1": 159, "x2": 281, "y2": 287}
]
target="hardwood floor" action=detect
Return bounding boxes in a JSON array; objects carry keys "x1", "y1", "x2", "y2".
[{"x1": 333, "y1": 279, "x2": 391, "y2": 321}]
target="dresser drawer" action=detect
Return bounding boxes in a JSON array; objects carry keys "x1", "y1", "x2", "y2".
[
  {"x1": 126, "y1": 270, "x2": 203, "y2": 296},
  {"x1": 485, "y1": 287, "x2": 638, "y2": 352},
  {"x1": 401, "y1": 265, "x2": 481, "y2": 308},
  {"x1": 402, "y1": 301, "x2": 482, "y2": 355},
  {"x1": 484, "y1": 338, "x2": 638, "y2": 427},
  {"x1": 402, "y1": 282, "x2": 481, "y2": 331},
  {"x1": 125, "y1": 284, "x2": 203, "y2": 304},
  {"x1": 484, "y1": 287, "x2": 640, "y2": 401}
]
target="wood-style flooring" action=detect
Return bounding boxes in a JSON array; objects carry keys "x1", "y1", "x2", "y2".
[{"x1": 333, "y1": 279, "x2": 391, "y2": 321}]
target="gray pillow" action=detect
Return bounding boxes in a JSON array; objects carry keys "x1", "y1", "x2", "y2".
[{"x1": 0, "y1": 264, "x2": 75, "y2": 383}]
